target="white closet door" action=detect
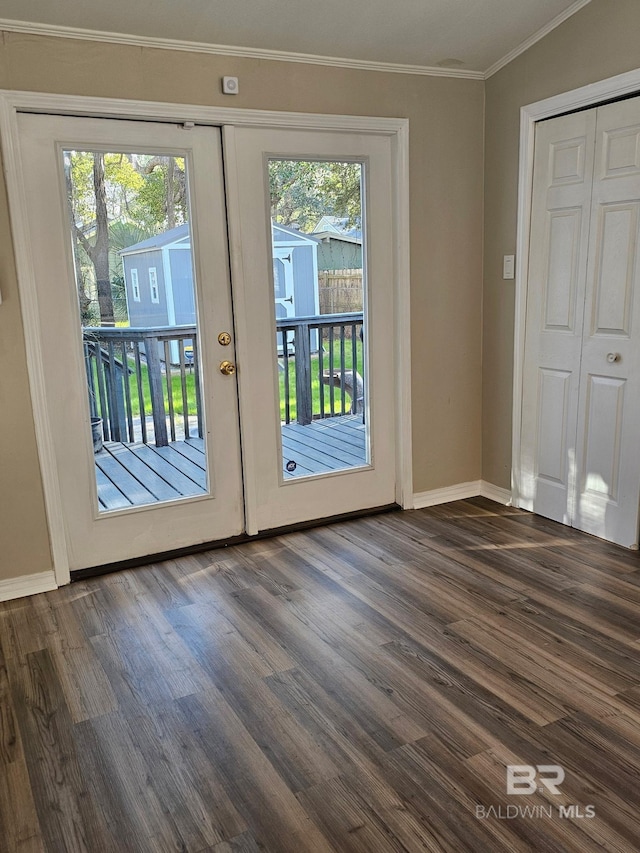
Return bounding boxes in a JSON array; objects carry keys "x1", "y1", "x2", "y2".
[
  {"x1": 573, "y1": 99, "x2": 640, "y2": 547},
  {"x1": 520, "y1": 110, "x2": 597, "y2": 525}
]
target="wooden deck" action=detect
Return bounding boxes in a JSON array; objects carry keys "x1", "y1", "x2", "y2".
[
  {"x1": 282, "y1": 413, "x2": 366, "y2": 478},
  {"x1": 95, "y1": 415, "x2": 367, "y2": 509},
  {"x1": 95, "y1": 438, "x2": 208, "y2": 510}
]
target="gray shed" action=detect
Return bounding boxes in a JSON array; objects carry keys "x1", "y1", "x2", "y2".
[
  {"x1": 272, "y1": 223, "x2": 320, "y2": 322},
  {"x1": 122, "y1": 221, "x2": 320, "y2": 343},
  {"x1": 121, "y1": 223, "x2": 195, "y2": 331}
]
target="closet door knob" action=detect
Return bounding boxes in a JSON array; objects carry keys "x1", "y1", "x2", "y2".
[{"x1": 606, "y1": 352, "x2": 621, "y2": 363}]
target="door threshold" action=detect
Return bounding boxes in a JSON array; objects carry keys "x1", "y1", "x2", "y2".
[{"x1": 70, "y1": 503, "x2": 401, "y2": 581}]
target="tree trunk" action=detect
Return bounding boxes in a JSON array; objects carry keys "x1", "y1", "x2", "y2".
[
  {"x1": 166, "y1": 158, "x2": 176, "y2": 230},
  {"x1": 92, "y1": 154, "x2": 115, "y2": 326}
]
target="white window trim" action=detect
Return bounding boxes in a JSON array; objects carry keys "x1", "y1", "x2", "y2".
[
  {"x1": 149, "y1": 266, "x2": 159, "y2": 303},
  {"x1": 130, "y1": 267, "x2": 140, "y2": 302}
]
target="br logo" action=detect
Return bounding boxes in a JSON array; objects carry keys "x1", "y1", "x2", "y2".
[{"x1": 507, "y1": 765, "x2": 565, "y2": 796}]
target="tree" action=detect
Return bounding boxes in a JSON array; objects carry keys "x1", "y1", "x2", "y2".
[
  {"x1": 131, "y1": 156, "x2": 187, "y2": 232},
  {"x1": 65, "y1": 150, "x2": 186, "y2": 326},
  {"x1": 69, "y1": 153, "x2": 114, "y2": 325},
  {"x1": 269, "y1": 160, "x2": 361, "y2": 231}
]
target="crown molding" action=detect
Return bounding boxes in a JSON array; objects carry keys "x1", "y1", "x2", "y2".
[
  {"x1": 0, "y1": 18, "x2": 484, "y2": 80},
  {"x1": 484, "y1": 0, "x2": 593, "y2": 79}
]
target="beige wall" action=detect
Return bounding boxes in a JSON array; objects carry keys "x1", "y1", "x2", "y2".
[
  {"x1": 483, "y1": 0, "x2": 640, "y2": 489},
  {"x1": 0, "y1": 33, "x2": 484, "y2": 582}
]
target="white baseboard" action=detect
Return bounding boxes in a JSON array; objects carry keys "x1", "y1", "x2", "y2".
[
  {"x1": 413, "y1": 480, "x2": 482, "y2": 508},
  {"x1": 480, "y1": 481, "x2": 512, "y2": 505},
  {"x1": 0, "y1": 570, "x2": 58, "y2": 603},
  {"x1": 413, "y1": 479, "x2": 512, "y2": 509}
]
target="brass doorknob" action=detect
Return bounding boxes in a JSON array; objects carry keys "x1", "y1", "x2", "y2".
[{"x1": 219, "y1": 360, "x2": 236, "y2": 375}]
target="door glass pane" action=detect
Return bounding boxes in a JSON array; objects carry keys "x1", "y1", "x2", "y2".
[
  {"x1": 63, "y1": 149, "x2": 208, "y2": 511},
  {"x1": 269, "y1": 159, "x2": 369, "y2": 479}
]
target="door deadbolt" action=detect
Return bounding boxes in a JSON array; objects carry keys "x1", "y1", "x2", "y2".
[
  {"x1": 219, "y1": 360, "x2": 236, "y2": 375},
  {"x1": 218, "y1": 331, "x2": 232, "y2": 346}
]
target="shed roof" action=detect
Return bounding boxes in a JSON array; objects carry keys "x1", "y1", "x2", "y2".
[
  {"x1": 120, "y1": 223, "x2": 190, "y2": 255},
  {"x1": 272, "y1": 223, "x2": 319, "y2": 245}
]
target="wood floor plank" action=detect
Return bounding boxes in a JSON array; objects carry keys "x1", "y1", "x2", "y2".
[
  {"x1": 0, "y1": 759, "x2": 46, "y2": 853},
  {"x1": 2, "y1": 500, "x2": 640, "y2": 851},
  {"x1": 211, "y1": 831, "x2": 263, "y2": 852},
  {"x1": 0, "y1": 639, "x2": 45, "y2": 853},
  {"x1": 73, "y1": 710, "x2": 192, "y2": 853},
  {"x1": 29, "y1": 594, "x2": 118, "y2": 723},
  {"x1": 228, "y1": 583, "x2": 428, "y2": 751},
  {"x1": 177, "y1": 689, "x2": 336, "y2": 853},
  {"x1": 10, "y1": 649, "x2": 117, "y2": 852},
  {"x1": 168, "y1": 603, "x2": 342, "y2": 793}
]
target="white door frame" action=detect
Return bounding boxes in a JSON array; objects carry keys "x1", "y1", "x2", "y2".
[
  {"x1": 0, "y1": 90, "x2": 412, "y2": 587},
  {"x1": 512, "y1": 67, "x2": 640, "y2": 508}
]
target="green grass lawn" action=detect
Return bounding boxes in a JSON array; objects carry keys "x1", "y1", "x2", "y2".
[
  {"x1": 278, "y1": 337, "x2": 364, "y2": 422},
  {"x1": 90, "y1": 336, "x2": 363, "y2": 423},
  {"x1": 91, "y1": 359, "x2": 199, "y2": 419}
]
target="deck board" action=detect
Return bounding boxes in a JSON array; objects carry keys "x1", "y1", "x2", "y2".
[
  {"x1": 129, "y1": 443, "x2": 206, "y2": 497},
  {"x1": 282, "y1": 415, "x2": 367, "y2": 479},
  {"x1": 106, "y1": 443, "x2": 184, "y2": 503},
  {"x1": 95, "y1": 416, "x2": 367, "y2": 507},
  {"x1": 95, "y1": 441, "x2": 207, "y2": 509},
  {"x1": 94, "y1": 467, "x2": 132, "y2": 511},
  {"x1": 151, "y1": 444, "x2": 208, "y2": 489}
]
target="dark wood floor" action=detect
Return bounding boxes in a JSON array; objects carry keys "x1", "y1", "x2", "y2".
[{"x1": 2, "y1": 498, "x2": 640, "y2": 852}]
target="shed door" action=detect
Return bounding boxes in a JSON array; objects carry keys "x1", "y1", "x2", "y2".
[
  {"x1": 15, "y1": 114, "x2": 244, "y2": 571},
  {"x1": 273, "y1": 248, "x2": 296, "y2": 319},
  {"x1": 521, "y1": 97, "x2": 640, "y2": 548}
]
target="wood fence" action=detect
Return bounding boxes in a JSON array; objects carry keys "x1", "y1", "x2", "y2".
[{"x1": 318, "y1": 269, "x2": 363, "y2": 314}]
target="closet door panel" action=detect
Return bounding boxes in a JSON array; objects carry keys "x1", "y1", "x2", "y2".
[
  {"x1": 520, "y1": 110, "x2": 596, "y2": 524},
  {"x1": 574, "y1": 99, "x2": 640, "y2": 547}
]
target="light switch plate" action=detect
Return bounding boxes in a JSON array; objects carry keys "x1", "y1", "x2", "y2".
[{"x1": 503, "y1": 254, "x2": 515, "y2": 280}]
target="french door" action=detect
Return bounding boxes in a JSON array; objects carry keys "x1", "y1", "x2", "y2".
[
  {"x1": 15, "y1": 113, "x2": 399, "y2": 573},
  {"x1": 521, "y1": 97, "x2": 640, "y2": 548},
  {"x1": 225, "y1": 127, "x2": 397, "y2": 532},
  {"x1": 16, "y1": 115, "x2": 245, "y2": 570}
]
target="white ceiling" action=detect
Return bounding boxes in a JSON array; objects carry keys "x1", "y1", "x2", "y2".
[{"x1": 0, "y1": 0, "x2": 592, "y2": 76}]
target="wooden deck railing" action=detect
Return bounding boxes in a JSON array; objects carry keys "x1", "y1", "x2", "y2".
[
  {"x1": 84, "y1": 313, "x2": 364, "y2": 447},
  {"x1": 83, "y1": 325, "x2": 201, "y2": 448},
  {"x1": 276, "y1": 312, "x2": 365, "y2": 426}
]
